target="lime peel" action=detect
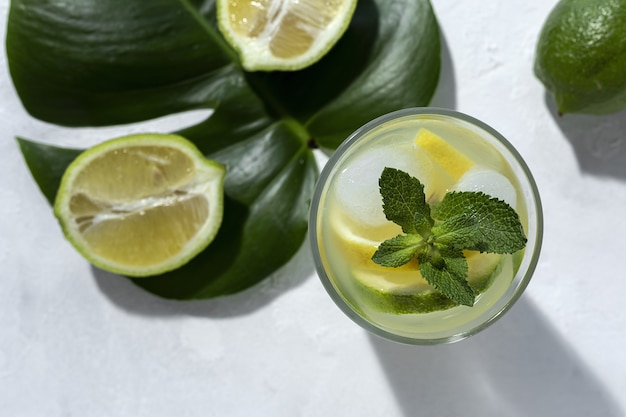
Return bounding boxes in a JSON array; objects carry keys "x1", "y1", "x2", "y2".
[{"x1": 534, "y1": 0, "x2": 626, "y2": 115}]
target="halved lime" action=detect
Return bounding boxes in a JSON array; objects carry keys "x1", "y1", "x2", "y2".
[
  {"x1": 54, "y1": 133, "x2": 226, "y2": 277},
  {"x1": 217, "y1": 0, "x2": 358, "y2": 71}
]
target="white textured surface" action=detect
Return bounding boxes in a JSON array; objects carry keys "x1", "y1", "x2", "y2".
[{"x1": 2, "y1": 1, "x2": 626, "y2": 415}]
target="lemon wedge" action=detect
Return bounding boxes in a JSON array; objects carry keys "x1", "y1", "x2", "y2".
[
  {"x1": 54, "y1": 133, "x2": 226, "y2": 277},
  {"x1": 217, "y1": 0, "x2": 358, "y2": 71},
  {"x1": 414, "y1": 128, "x2": 474, "y2": 182},
  {"x1": 409, "y1": 128, "x2": 475, "y2": 201}
]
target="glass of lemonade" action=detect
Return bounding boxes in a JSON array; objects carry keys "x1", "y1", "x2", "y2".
[{"x1": 309, "y1": 108, "x2": 542, "y2": 345}]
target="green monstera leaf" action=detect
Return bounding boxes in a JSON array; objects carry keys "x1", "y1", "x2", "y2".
[{"x1": 7, "y1": 0, "x2": 441, "y2": 300}]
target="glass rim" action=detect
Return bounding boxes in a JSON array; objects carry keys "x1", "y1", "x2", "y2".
[{"x1": 309, "y1": 107, "x2": 544, "y2": 345}]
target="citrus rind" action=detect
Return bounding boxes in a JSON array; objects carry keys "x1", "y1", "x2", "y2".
[{"x1": 534, "y1": 0, "x2": 626, "y2": 115}]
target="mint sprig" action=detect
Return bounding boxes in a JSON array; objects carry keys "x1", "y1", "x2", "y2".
[{"x1": 372, "y1": 167, "x2": 527, "y2": 306}]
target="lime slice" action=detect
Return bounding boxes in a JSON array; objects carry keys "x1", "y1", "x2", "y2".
[
  {"x1": 54, "y1": 133, "x2": 226, "y2": 277},
  {"x1": 353, "y1": 251, "x2": 503, "y2": 314},
  {"x1": 217, "y1": 0, "x2": 358, "y2": 71},
  {"x1": 331, "y1": 214, "x2": 502, "y2": 314}
]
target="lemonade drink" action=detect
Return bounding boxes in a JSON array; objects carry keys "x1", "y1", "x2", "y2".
[{"x1": 309, "y1": 108, "x2": 542, "y2": 344}]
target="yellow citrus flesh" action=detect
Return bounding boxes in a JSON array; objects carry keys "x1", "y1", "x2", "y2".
[
  {"x1": 414, "y1": 128, "x2": 474, "y2": 182},
  {"x1": 54, "y1": 134, "x2": 226, "y2": 277},
  {"x1": 330, "y1": 213, "x2": 502, "y2": 313},
  {"x1": 218, "y1": 0, "x2": 357, "y2": 71},
  {"x1": 406, "y1": 128, "x2": 475, "y2": 202}
]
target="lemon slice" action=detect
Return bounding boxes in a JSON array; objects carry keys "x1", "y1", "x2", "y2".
[
  {"x1": 353, "y1": 250, "x2": 503, "y2": 314},
  {"x1": 54, "y1": 134, "x2": 226, "y2": 277},
  {"x1": 330, "y1": 213, "x2": 502, "y2": 314},
  {"x1": 413, "y1": 128, "x2": 474, "y2": 201},
  {"x1": 414, "y1": 128, "x2": 474, "y2": 182},
  {"x1": 217, "y1": 0, "x2": 358, "y2": 71}
]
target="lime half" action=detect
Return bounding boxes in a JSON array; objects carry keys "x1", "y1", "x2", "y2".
[
  {"x1": 217, "y1": 0, "x2": 358, "y2": 71},
  {"x1": 54, "y1": 133, "x2": 226, "y2": 277}
]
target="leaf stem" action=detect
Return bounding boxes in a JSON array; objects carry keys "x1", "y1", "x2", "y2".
[
  {"x1": 244, "y1": 74, "x2": 312, "y2": 146},
  {"x1": 178, "y1": 0, "x2": 314, "y2": 147},
  {"x1": 283, "y1": 118, "x2": 311, "y2": 145},
  {"x1": 425, "y1": 244, "x2": 444, "y2": 269},
  {"x1": 178, "y1": 0, "x2": 241, "y2": 64}
]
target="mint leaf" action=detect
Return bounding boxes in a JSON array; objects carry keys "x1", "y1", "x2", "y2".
[
  {"x1": 372, "y1": 168, "x2": 528, "y2": 308},
  {"x1": 418, "y1": 246, "x2": 474, "y2": 306},
  {"x1": 379, "y1": 167, "x2": 433, "y2": 236},
  {"x1": 372, "y1": 234, "x2": 425, "y2": 267},
  {"x1": 432, "y1": 191, "x2": 527, "y2": 253}
]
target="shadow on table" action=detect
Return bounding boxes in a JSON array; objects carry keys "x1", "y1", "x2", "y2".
[
  {"x1": 545, "y1": 92, "x2": 626, "y2": 180},
  {"x1": 370, "y1": 297, "x2": 622, "y2": 416},
  {"x1": 91, "y1": 238, "x2": 315, "y2": 319},
  {"x1": 429, "y1": 27, "x2": 456, "y2": 110}
]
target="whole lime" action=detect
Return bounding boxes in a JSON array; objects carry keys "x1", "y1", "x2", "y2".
[{"x1": 534, "y1": 0, "x2": 626, "y2": 115}]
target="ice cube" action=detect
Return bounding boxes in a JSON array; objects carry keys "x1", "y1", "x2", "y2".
[
  {"x1": 451, "y1": 167, "x2": 517, "y2": 208},
  {"x1": 334, "y1": 142, "x2": 434, "y2": 227}
]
